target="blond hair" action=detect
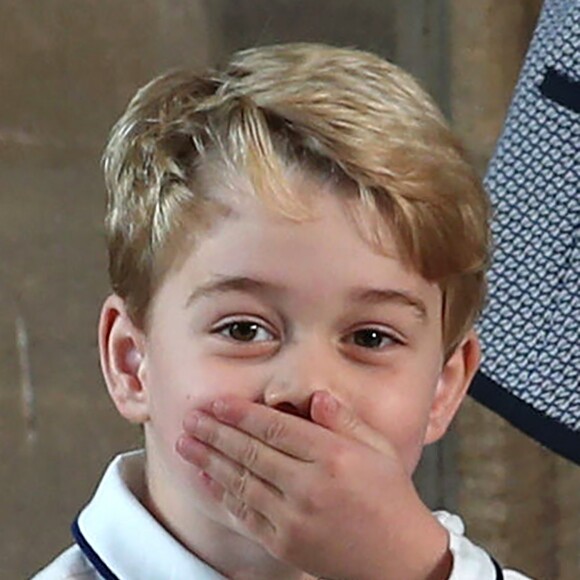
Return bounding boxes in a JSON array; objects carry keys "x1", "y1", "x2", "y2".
[{"x1": 103, "y1": 43, "x2": 489, "y2": 357}]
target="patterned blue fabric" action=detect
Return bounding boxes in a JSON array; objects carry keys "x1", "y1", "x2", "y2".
[{"x1": 471, "y1": 0, "x2": 579, "y2": 464}]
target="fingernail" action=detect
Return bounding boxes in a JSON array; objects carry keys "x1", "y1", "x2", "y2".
[
  {"x1": 325, "y1": 393, "x2": 339, "y2": 414},
  {"x1": 212, "y1": 399, "x2": 226, "y2": 417},
  {"x1": 184, "y1": 412, "x2": 200, "y2": 431},
  {"x1": 176, "y1": 436, "x2": 206, "y2": 463}
]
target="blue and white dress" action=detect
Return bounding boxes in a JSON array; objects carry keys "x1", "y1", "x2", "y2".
[{"x1": 472, "y1": 0, "x2": 580, "y2": 465}]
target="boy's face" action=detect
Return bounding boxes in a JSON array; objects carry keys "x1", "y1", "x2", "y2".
[{"x1": 105, "y1": 169, "x2": 473, "y2": 526}]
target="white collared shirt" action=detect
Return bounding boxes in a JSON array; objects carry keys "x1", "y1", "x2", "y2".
[{"x1": 32, "y1": 451, "x2": 531, "y2": 580}]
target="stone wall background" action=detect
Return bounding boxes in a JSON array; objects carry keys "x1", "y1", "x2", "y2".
[{"x1": 1, "y1": 1, "x2": 578, "y2": 578}]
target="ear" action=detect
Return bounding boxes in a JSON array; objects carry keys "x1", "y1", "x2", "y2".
[
  {"x1": 423, "y1": 330, "x2": 481, "y2": 445},
  {"x1": 98, "y1": 294, "x2": 149, "y2": 424}
]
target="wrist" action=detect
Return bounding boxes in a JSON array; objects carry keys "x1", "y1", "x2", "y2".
[
  {"x1": 375, "y1": 486, "x2": 452, "y2": 580},
  {"x1": 405, "y1": 500, "x2": 452, "y2": 580}
]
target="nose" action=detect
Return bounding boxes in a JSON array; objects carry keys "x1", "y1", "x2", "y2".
[{"x1": 262, "y1": 339, "x2": 338, "y2": 420}]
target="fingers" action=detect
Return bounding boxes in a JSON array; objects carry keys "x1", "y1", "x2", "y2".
[
  {"x1": 222, "y1": 491, "x2": 278, "y2": 542},
  {"x1": 310, "y1": 391, "x2": 398, "y2": 459},
  {"x1": 206, "y1": 397, "x2": 325, "y2": 461},
  {"x1": 180, "y1": 410, "x2": 300, "y2": 491},
  {"x1": 176, "y1": 433, "x2": 281, "y2": 540}
]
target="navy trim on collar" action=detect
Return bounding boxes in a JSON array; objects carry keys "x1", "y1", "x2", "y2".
[
  {"x1": 491, "y1": 556, "x2": 504, "y2": 580},
  {"x1": 71, "y1": 517, "x2": 120, "y2": 580}
]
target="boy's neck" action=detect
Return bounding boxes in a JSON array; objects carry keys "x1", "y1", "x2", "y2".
[{"x1": 144, "y1": 455, "x2": 316, "y2": 580}]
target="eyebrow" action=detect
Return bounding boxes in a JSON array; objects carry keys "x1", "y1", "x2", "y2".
[
  {"x1": 347, "y1": 288, "x2": 428, "y2": 320},
  {"x1": 186, "y1": 275, "x2": 428, "y2": 319},
  {"x1": 185, "y1": 275, "x2": 284, "y2": 307}
]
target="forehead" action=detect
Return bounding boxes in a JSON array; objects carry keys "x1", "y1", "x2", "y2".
[
  {"x1": 166, "y1": 168, "x2": 442, "y2": 315},
  {"x1": 194, "y1": 162, "x2": 385, "y2": 259},
  {"x1": 195, "y1": 157, "x2": 408, "y2": 264}
]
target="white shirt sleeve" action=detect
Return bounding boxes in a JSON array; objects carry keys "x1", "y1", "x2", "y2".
[{"x1": 434, "y1": 511, "x2": 533, "y2": 580}]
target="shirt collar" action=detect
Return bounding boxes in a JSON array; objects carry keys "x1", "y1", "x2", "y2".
[{"x1": 74, "y1": 450, "x2": 226, "y2": 580}]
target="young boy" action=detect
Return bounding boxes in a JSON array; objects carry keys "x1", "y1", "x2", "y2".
[{"x1": 35, "y1": 44, "x2": 529, "y2": 579}]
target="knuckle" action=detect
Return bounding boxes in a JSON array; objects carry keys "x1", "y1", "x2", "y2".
[
  {"x1": 286, "y1": 514, "x2": 305, "y2": 543},
  {"x1": 274, "y1": 514, "x2": 303, "y2": 560},
  {"x1": 342, "y1": 409, "x2": 359, "y2": 432},
  {"x1": 301, "y1": 484, "x2": 326, "y2": 512},
  {"x1": 240, "y1": 439, "x2": 260, "y2": 468},
  {"x1": 231, "y1": 466, "x2": 250, "y2": 498},
  {"x1": 326, "y1": 444, "x2": 350, "y2": 478},
  {"x1": 264, "y1": 418, "x2": 286, "y2": 447},
  {"x1": 229, "y1": 496, "x2": 250, "y2": 521}
]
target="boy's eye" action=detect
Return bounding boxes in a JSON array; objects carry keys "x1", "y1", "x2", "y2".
[
  {"x1": 349, "y1": 328, "x2": 398, "y2": 349},
  {"x1": 214, "y1": 320, "x2": 275, "y2": 343}
]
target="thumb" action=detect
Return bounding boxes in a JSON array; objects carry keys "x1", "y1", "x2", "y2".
[{"x1": 310, "y1": 391, "x2": 397, "y2": 458}]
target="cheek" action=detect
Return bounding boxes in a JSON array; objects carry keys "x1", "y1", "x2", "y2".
[
  {"x1": 142, "y1": 352, "x2": 255, "y2": 489},
  {"x1": 357, "y1": 368, "x2": 440, "y2": 473},
  {"x1": 370, "y1": 402, "x2": 431, "y2": 471},
  {"x1": 144, "y1": 349, "x2": 265, "y2": 438}
]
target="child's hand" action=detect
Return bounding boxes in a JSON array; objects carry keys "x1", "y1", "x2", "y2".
[{"x1": 176, "y1": 392, "x2": 451, "y2": 580}]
